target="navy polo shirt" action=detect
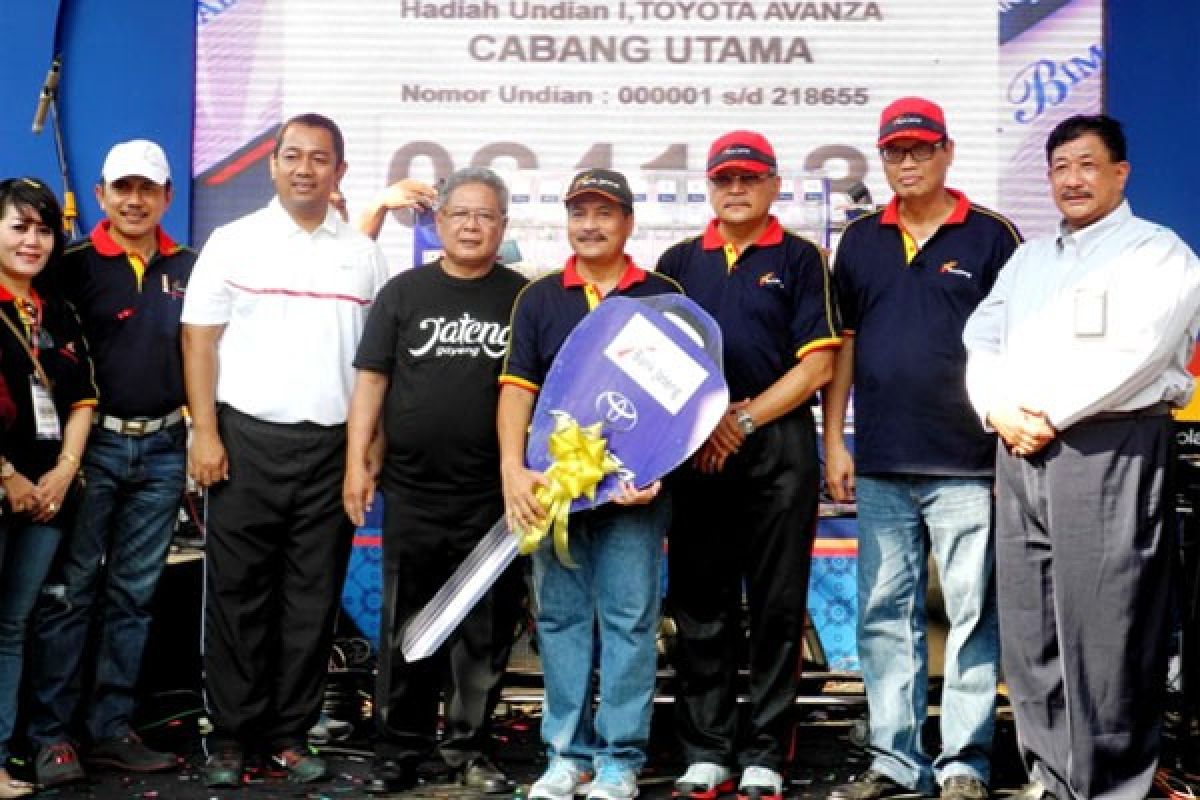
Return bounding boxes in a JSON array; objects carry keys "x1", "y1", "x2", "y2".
[
  {"x1": 656, "y1": 216, "x2": 841, "y2": 401},
  {"x1": 500, "y1": 255, "x2": 682, "y2": 391},
  {"x1": 833, "y1": 189, "x2": 1022, "y2": 476},
  {"x1": 39, "y1": 221, "x2": 195, "y2": 419}
]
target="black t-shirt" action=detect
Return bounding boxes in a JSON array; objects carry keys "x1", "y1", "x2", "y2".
[{"x1": 354, "y1": 260, "x2": 527, "y2": 495}]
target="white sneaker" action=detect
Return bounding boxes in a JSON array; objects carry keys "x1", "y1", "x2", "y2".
[
  {"x1": 738, "y1": 766, "x2": 783, "y2": 800},
  {"x1": 307, "y1": 712, "x2": 352, "y2": 745},
  {"x1": 531, "y1": 759, "x2": 595, "y2": 800},
  {"x1": 675, "y1": 762, "x2": 735, "y2": 799},
  {"x1": 587, "y1": 766, "x2": 639, "y2": 800}
]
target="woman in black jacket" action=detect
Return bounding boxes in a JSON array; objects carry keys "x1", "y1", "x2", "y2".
[{"x1": 0, "y1": 177, "x2": 97, "y2": 798}]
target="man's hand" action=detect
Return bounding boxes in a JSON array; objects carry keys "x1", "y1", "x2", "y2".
[
  {"x1": 502, "y1": 460, "x2": 548, "y2": 534},
  {"x1": 358, "y1": 179, "x2": 439, "y2": 239},
  {"x1": 374, "y1": 179, "x2": 437, "y2": 213},
  {"x1": 189, "y1": 427, "x2": 229, "y2": 488},
  {"x1": 988, "y1": 406, "x2": 1057, "y2": 457},
  {"x1": 824, "y1": 439, "x2": 856, "y2": 503},
  {"x1": 343, "y1": 463, "x2": 376, "y2": 528},
  {"x1": 693, "y1": 401, "x2": 749, "y2": 474},
  {"x1": 612, "y1": 479, "x2": 661, "y2": 506}
]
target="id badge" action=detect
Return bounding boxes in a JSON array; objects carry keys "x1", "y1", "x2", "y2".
[
  {"x1": 30, "y1": 376, "x2": 61, "y2": 440},
  {"x1": 1073, "y1": 288, "x2": 1106, "y2": 337}
]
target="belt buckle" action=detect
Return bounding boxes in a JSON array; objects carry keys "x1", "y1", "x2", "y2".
[{"x1": 122, "y1": 419, "x2": 147, "y2": 436}]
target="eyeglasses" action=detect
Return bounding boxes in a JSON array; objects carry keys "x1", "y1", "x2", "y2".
[
  {"x1": 709, "y1": 172, "x2": 776, "y2": 190},
  {"x1": 880, "y1": 140, "x2": 946, "y2": 164},
  {"x1": 441, "y1": 208, "x2": 504, "y2": 227}
]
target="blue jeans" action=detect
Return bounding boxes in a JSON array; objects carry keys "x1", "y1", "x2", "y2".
[
  {"x1": 532, "y1": 497, "x2": 669, "y2": 776},
  {"x1": 855, "y1": 475, "x2": 998, "y2": 792},
  {"x1": 0, "y1": 523, "x2": 63, "y2": 763},
  {"x1": 28, "y1": 423, "x2": 186, "y2": 745}
]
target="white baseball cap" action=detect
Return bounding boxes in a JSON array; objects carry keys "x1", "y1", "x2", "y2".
[{"x1": 101, "y1": 139, "x2": 170, "y2": 185}]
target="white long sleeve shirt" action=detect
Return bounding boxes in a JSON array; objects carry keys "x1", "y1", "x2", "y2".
[{"x1": 963, "y1": 200, "x2": 1200, "y2": 431}]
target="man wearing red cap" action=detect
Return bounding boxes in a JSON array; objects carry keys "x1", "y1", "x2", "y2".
[
  {"x1": 823, "y1": 98, "x2": 1021, "y2": 800},
  {"x1": 658, "y1": 132, "x2": 840, "y2": 800}
]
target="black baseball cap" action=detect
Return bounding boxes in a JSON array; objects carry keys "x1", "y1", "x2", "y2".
[{"x1": 564, "y1": 169, "x2": 634, "y2": 210}]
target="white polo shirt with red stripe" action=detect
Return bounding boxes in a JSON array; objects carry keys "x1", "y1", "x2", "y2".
[{"x1": 182, "y1": 198, "x2": 389, "y2": 425}]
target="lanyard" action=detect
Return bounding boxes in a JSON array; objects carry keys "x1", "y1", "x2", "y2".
[{"x1": 0, "y1": 302, "x2": 53, "y2": 391}]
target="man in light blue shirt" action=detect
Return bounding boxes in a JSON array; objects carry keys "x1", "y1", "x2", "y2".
[{"x1": 963, "y1": 114, "x2": 1200, "y2": 800}]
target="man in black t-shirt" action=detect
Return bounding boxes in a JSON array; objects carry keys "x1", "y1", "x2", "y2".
[{"x1": 345, "y1": 167, "x2": 527, "y2": 796}]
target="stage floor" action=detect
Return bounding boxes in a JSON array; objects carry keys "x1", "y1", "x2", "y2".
[{"x1": 11, "y1": 699, "x2": 1045, "y2": 800}]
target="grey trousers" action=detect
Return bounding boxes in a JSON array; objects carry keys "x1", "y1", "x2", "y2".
[{"x1": 995, "y1": 411, "x2": 1174, "y2": 800}]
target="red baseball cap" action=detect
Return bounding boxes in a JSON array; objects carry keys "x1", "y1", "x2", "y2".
[
  {"x1": 877, "y1": 97, "x2": 948, "y2": 147},
  {"x1": 707, "y1": 131, "x2": 777, "y2": 177}
]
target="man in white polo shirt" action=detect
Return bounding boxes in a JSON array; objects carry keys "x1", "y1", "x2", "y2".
[{"x1": 182, "y1": 113, "x2": 388, "y2": 788}]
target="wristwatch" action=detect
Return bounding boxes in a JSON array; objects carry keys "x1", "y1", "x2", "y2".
[
  {"x1": 0, "y1": 458, "x2": 14, "y2": 481},
  {"x1": 735, "y1": 409, "x2": 757, "y2": 436}
]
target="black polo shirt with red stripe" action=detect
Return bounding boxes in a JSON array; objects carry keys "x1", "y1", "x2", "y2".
[
  {"x1": 500, "y1": 255, "x2": 682, "y2": 392},
  {"x1": 833, "y1": 188, "x2": 1021, "y2": 476},
  {"x1": 40, "y1": 221, "x2": 195, "y2": 418},
  {"x1": 656, "y1": 216, "x2": 841, "y2": 401}
]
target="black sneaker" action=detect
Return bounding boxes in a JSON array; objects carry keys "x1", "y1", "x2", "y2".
[
  {"x1": 204, "y1": 746, "x2": 244, "y2": 788},
  {"x1": 939, "y1": 776, "x2": 988, "y2": 800},
  {"x1": 35, "y1": 742, "x2": 86, "y2": 788},
  {"x1": 460, "y1": 756, "x2": 516, "y2": 794},
  {"x1": 87, "y1": 733, "x2": 177, "y2": 773},
  {"x1": 365, "y1": 758, "x2": 419, "y2": 794},
  {"x1": 829, "y1": 770, "x2": 911, "y2": 800}
]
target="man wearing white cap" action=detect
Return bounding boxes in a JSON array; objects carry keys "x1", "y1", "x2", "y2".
[{"x1": 27, "y1": 139, "x2": 193, "y2": 786}]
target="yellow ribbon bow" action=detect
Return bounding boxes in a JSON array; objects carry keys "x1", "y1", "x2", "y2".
[{"x1": 515, "y1": 413, "x2": 622, "y2": 567}]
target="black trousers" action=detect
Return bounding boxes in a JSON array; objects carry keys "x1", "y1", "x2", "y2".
[
  {"x1": 203, "y1": 406, "x2": 354, "y2": 752},
  {"x1": 995, "y1": 412, "x2": 1174, "y2": 800},
  {"x1": 667, "y1": 410, "x2": 819, "y2": 772},
  {"x1": 375, "y1": 486, "x2": 525, "y2": 767}
]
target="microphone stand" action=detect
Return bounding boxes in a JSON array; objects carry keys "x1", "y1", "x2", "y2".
[{"x1": 32, "y1": 53, "x2": 79, "y2": 240}]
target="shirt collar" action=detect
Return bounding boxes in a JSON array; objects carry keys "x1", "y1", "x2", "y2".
[
  {"x1": 700, "y1": 215, "x2": 785, "y2": 251},
  {"x1": 268, "y1": 197, "x2": 342, "y2": 237},
  {"x1": 562, "y1": 255, "x2": 647, "y2": 291},
  {"x1": 0, "y1": 284, "x2": 43, "y2": 311},
  {"x1": 1056, "y1": 199, "x2": 1132, "y2": 254},
  {"x1": 91, "y1": 220, "x2": 180, "y2": 258},
  {"x1": 880, "y1": 188, "x2": 971, "y2": 227}
]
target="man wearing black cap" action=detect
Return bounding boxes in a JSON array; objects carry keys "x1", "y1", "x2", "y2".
[
  {"x1": 658, "y1": 131, "x2": 840, "y2": 800},
  {"x1": 824, "y1": 97, "x2": 1021, "y2": 800},
  {"x1": 498, "y1": 169, "x2": 679, "y2": 800}
]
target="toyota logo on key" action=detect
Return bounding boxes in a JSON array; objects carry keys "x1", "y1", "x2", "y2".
[{"x1": 596, "y1": 390, "x2": 638, "y2": 431}]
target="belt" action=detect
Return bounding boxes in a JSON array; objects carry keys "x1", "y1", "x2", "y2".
[
  {"x1": 95, "y1": 408, "x2": 186, "y2": 437},
  {"x1": 1087, "y1": 402, "x2": 1171, "y2": 423}
]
